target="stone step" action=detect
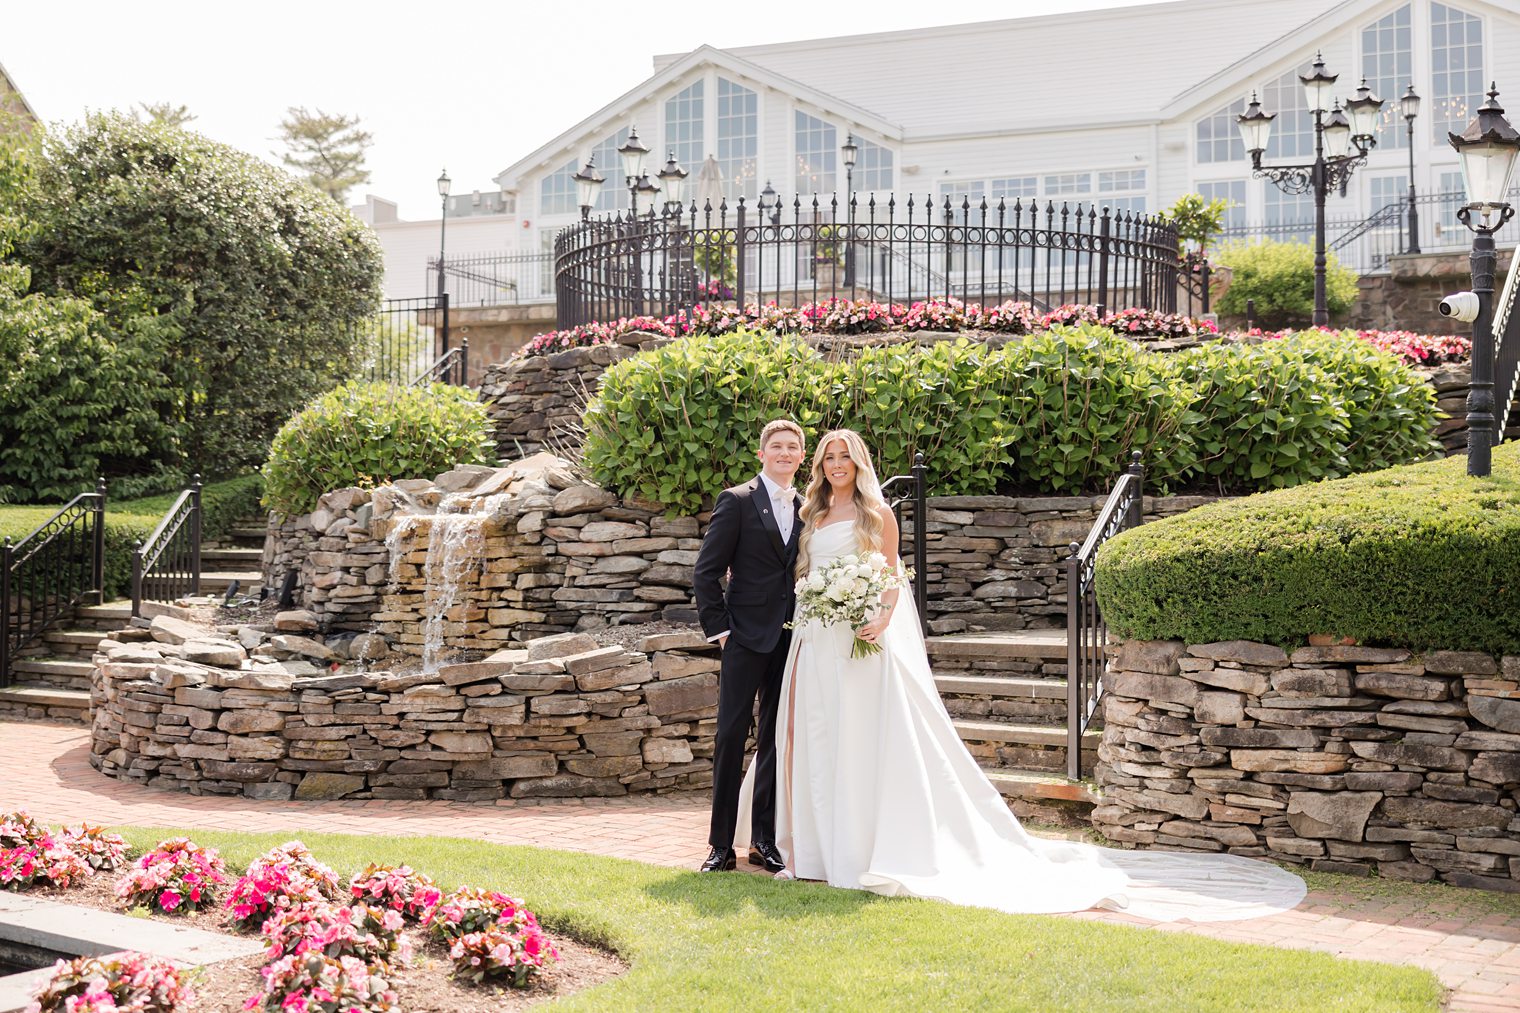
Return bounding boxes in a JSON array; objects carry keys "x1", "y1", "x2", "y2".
[
  {"x1": 10, "y1": 658, "x2": 92, "y2": 680},
  {"x1": 200, "y1": 546, "x2": 263, "y2": 565},
  {"x1": 73, "y1": 601, "x2": 135, "y2": 630},
  {"x1": 0, "y1": 684, "x2": 91, "y2": 724},
  {"x1": 42, "y1": 630, "x2": 112, "y2": 652},
  {"x1": 954, "y1": 718, "x2": 1100, "y2": 774},
  {"x1": 936, "y1": 674, "x2": 1067, "y2": 727},
  {"x1": 226, "y1": 525, "x2": 268, "y2": 544},
  {"x1": 198, "y1": 571, "x2": 263, "y2": 593},
  {"x1": 926, "y1": 630, "x2": 1067, "y2": 662},
  {"x1": 935, "y1": 674, "x2": 1066, "y2": 699},
  {"x1": 983, "y1": 766, "x2": 1099, "y2": 806}
]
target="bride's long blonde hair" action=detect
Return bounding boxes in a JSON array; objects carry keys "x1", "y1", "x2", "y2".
[{"x1": 795, "y1": 429, "x2": 889, "y2": 578}]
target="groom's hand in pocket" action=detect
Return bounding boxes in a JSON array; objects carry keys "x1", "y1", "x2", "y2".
[{"x1": 717, "y1": 634, "x2": 729, "y2": 650}]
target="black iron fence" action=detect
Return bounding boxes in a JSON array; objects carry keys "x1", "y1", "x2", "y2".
[
  {"x1": 1065, "y1": 453, "x2": 1145, "y2": 779},
  {"x1": 354, "y1": 295, "x2": 466, "y2": 386},
  {"x1": 555, "y1": 195, "x2": 1187, "y2": 330},
  {"x1": 429, "y1": 253, "x2": 555, "y2": 307},
  {"x1": 881, "y1": 453, "x2": 929, "y2": 636},
  {"x1": 131, "y1": 476, "x2": 202, "y2": 618},
  {"x1": 1, "y1": 481, "x2": 106, "y2": 688}
]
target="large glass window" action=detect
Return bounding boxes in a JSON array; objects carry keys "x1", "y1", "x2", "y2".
[
  {"x1": 1361, "y1": 4, "x2": 1412, "y2": 150},
  {"x1": 1369, "y1": 174, "x2": 1407, "y2": 214},
  {"x1": 588, "y1": 128, "x2": 630, "y2": 212},
  {"x1": 664, "y1": 80, "x2": 704, "y2": 174},
  {"x1": 1043, "y1": 172, "x2": 1091, "y2": 195},
  {"x1": 716, "y1": 78, "x2": 757, "y2": 201},
  {"x1": 1431, "y1": 3, "x2": 1484, "y2": 144},
  {"x1": 1437, "y1": 167, "x2": 1466, "y2": 236},
  {"x1": 539, "y1": 159, "x2": 578, "y2": 216},
  {"x1": 794, "y1": 110, "x2": 837, "y2": 195},
  {"x1": 1198, "y1": 180, "x2": 1247, "y2": 231},
  {"x1": 1263, "y1": 65, "x2": 1316, "y2": 161},
  {"x1": 990, "y1": 176, "x2": 1038, "y2": 200},
  {"x1": 1196, "y1": 97, "x2": 1247, "y2": 164},
  {"x1": 1264, "y1": 187, "x2": 1315, "y2": 242},
  {"x1": 851, "y1": 138, "x2": 893, "y2": 193}
]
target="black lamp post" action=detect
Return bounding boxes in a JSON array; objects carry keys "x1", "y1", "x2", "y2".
[
  {"x1": 658, "y1": 153, "x2": 688, "y2": 216},
  {"x1": 617, "y1": 127, "x2": 652, "y2": 216},
  {"x1": 841, "y1": 133, "x2": 859, "y2": 288},
  {"x1": 1402, "y1": 84, "x2": 1422, "y2": 254},
  {"x1": 1238, "y1": 53, "x2": 1383, "y2": 327},
  {"x1": 436, "y1": 168, "x2": 451, "y2": 299},
  {"x1": 1448, "y1": 84, "x2": 1520, "y2": 478},
  {"x1": 760, "y1": 179, "x2": 781, "y2": 225},
  {"x1": 573, "y1": 156, "x2": 605, "y2": 221}
]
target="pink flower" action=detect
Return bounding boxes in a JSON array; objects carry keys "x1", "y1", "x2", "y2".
[{"x1": 159, "y1": 890, "x2": 181, "y2": 911}]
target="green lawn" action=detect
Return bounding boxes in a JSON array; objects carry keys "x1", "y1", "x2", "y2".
[{"x1": 109, "y1": 827, "x2": 1443, "y2": 1012}]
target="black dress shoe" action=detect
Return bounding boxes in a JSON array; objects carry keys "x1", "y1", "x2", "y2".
[
  {"x1": 748, "y1": 841, "x2": 785, "y2": 873},
  {"x1": 700, "y1": 846, "x2": 736, "y2": 872}
]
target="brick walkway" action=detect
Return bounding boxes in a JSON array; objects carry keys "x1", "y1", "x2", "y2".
[{"x1": 5, "y1": 721, "x2": 1517, "y2": 1010}]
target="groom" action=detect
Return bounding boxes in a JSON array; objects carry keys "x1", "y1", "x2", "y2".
[{"x1": 693, "y1": 418, "x2": 805, "y2": 874}]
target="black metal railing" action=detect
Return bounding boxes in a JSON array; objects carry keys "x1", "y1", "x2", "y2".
[
  {"x1": 131, "y1": 476, "x2": 202, "y2": 618},
  {"x1": 555, "y1": 194, "x2": 1185, "y2": 330},
  {"x1": 412, "y1": 339, "x2": 470, "y2": 387},
  {"x1": 429, "y1": 252, "x2": 555, "y2": 307},
  {"x1": 1495, "y1": 239, "x2": 1520, "y2": 439},
  {"x1": 880, "y1": 452, "x2": 929, "y2": 636},
  {"x1": 1065, "y1": 452, "x2": 1145, "y2": 780},
  {"x1": 355, "y1": 295, "x2": 454, "y2": 386},
  {"x1": 1, "y1": 481, "x2": 106, "y2": 688}
]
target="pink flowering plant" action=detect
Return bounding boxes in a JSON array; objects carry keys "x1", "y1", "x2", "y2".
[
  {"x1": 226, "y1": 841, "x2": 342, "y2": 931},
  {"x1": 244, "y1": 952, "x2": 397, "y2": 1013},
  {"x1": 348, "y1": 863, "x2": 441, "y2": 923},
  {"x1": 1103, "y1": 307, "x2": 1206, "y2": 340},
  {"x1": 806, "y1": 297, "x2": 894, "y2": 335},
  {"x1": 899, "y1": 297, "x2": 970, "y2": 332},
  {"x1": 114, "y1": 837, "x2": 227, "y2": 914},
  {"x1": 0, "y1": 809, "x2": 46, "y2": 848},
  {"x1": 425, "y1": 887, "x2": 557, "y2": 988},
  {"x1": 0, "y1": 834, "x2": 90, "y2": 891},
  {"x1": 1039, "y1": 303, "x2": 1103, "y2": 329},
  {"x1": 977, "y1": 300, "x2": 1038, "y2": 334},
  {"x1": 58, "y1": 824, "x2": 129, "y2": 873},
  {"x1": 27, "y1": 951, "x2": 192, "y2": 1013},
  {"x1": 261, "y1": 900, "x2": 409, "y2": 970}
]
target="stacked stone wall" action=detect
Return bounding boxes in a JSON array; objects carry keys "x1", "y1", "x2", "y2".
[
  {"x1": 89, "y1": 618, "x2": 719, "y2": 802},
  {"x1": 261, "y1": 460, "x2": 1219, "y2": 645},
  {"x1": 1094, "y1": 639, "x2": 1520, "y2": 891}
]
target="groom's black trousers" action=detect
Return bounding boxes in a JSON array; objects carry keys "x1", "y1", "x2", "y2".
[{"x1": 709, "y1": 633, "x2": 791, "y2": 851}]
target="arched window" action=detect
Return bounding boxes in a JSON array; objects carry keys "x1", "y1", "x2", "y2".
[
  {"x1": 716, "y1": 78, "x2": 758, "y2": 200},
  {"x1": 1431, "y1": 2, "x2": 1484, "y2": 143},
  {"x1": 1361, "y1": 4, "x2": 1412, "y2": 149},
  {"x1": 1196, "y1": 97, "x2": 1246, "y2": 163},
  {"x1": 664, "y1": 80, "x2": 704, "y2": 175},
  {"x1": 539, "y1": 159, "x2": 577, "y2": 216}
]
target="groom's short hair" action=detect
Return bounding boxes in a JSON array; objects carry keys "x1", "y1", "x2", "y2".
[{"x1": 759, "y1": 419, "x2": 804, "y2": 448}]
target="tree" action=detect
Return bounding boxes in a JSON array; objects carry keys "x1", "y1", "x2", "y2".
[
  {"x1": 16, "y1": 112, "x2": 383, "y2": 476},
  {"x1": 277, "y1": 106, "x2": 371, "y2": 202},
  {"x1": 1157, "y1": 193, "x2": 1232, "y2": 256},
  {"x1": 134, "y1": 101, "x2": 195, "y2": 128}
]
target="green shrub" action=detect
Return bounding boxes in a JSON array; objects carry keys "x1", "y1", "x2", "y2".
[
  {"x1": 1095, "y1": 443, "x2": 1520, "y2": 655},
  {"x1": 1275, "y1": 331, "x2": 1442, "y2": 473},
  {"x1": 16, "y1": 112, "x2": 383, "y2": 475},
  {"x1": 262, "y1": 382, "x2": 494, "y2": 517},
  {"x1": 1214, "y1": 239, "x2": 1358, "y2": 326},
  {"x1": 831, "y1": 339, "x2": 1018, "y2": 496},
  {"x1": 1168, "y1": 339, "x2": 1351, "y2": 490},
  {"x1": 996, "y1": 325, "x2": 1196, "y2": 493},
  {"x1": 583, "y1": 330, "x2": 828, "y2": 514}
]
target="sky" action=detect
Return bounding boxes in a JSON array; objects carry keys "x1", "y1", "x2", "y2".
[{"x1": 6, "y1": 0, "x2": 1158, "y2": 221}]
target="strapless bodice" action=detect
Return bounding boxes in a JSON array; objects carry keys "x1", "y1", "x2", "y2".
[{"x1": 807, "y1": 520, "x2": 858, "y2": 572}]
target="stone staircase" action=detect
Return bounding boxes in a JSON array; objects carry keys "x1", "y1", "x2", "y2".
[
  {"x1": 0, "y1": 522, "x2": 267, "y2": 725},
  {"x1": 927, "y1": 630, "x2": 1100, "y2": 813}
]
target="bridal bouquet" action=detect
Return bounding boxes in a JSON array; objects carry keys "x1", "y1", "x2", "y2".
[{"x1": 790, "y1": 551, "x2": 912, "y2": 658}]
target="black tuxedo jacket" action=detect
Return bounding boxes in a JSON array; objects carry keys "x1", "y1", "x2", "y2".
[{"x1": 693, "y1": 477, "x2": 804, "y2": 654}]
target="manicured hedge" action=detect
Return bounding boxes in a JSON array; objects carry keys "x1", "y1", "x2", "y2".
[
  {"x1": 0, "y1": 474, "x2": 265, "y2": 600},
  {"x1": 1094, "y1": 442, "x2": 1520, "y2": 655},
  {"x1": 582, "y1": 326, "x2": 1441, "y2": 511}
]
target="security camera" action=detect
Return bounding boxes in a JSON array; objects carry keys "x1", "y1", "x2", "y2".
[{"x1": 1439, "y1": 291, "x2": 1481, "y2": 324}]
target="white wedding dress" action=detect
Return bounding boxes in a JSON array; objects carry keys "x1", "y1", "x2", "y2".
[{"x1": 738, "y1": 520, "x2": 1305, "y2": 923}]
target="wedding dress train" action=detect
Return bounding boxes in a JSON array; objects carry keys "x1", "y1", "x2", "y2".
[{"x1": 738, "y1": 521, "x2": 1305, "y2": 923}]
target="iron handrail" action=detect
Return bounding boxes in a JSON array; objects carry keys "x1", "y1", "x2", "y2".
[
  {"x1": 880, "y1": 452, "x2": 929, "y2": 635},
  {"x1": 1064, "y1": 452, "x2": 1145, "y2": 779},
  {"x1": 1, "y1": 480, "x2": 106, "y2": 687},
  {"x1": 131, "y1": 476, "x2": 201, "y2": 618},
  {"x1": 411, "y1": 339, "x2": 470, "y2": 387},
  {"x1": 1493, "y1": 234, "x2": 1520, "y2": 439}
]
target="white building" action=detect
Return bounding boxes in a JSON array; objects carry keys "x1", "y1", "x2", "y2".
[{"x1": 365, "y1": 0, "x2": 1520, "y2": 302}]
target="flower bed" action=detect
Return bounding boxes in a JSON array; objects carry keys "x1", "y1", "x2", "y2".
[
  {"x1": 28, "y1": 952, "x2": 193, "y2": 1013},
  {"x1": 115, "y1": 836, "x2": 228, "y2": 913},
  {"x1": 513, "y1": 297, "x2": 1468, "y2": 368},
  {"x1": 1, "y1": 811, "x2": 123, "y2": 892}
]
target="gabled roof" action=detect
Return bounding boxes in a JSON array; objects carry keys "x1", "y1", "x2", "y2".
[
  {"x1": 705, "y1": 0, "x2": 1341, "y2": 137},
  {"x1": 492, "y1": 45, "x2": 899, "y2": 190},
  {"x1": 0, "y1": 57, "x2": 39, "y2": 127}
]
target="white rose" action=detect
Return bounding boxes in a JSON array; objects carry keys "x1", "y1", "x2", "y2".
[
  {"x1": 867, "y1": 552, "x2": 887, "y2": 569},
  {"x1": 807, "y1": 571, "x2": 826, "y2": 591}
]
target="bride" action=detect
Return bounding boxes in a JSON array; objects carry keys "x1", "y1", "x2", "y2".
[{"x1": 739, "y1": 428, "x2": 1305, "y2": 923}]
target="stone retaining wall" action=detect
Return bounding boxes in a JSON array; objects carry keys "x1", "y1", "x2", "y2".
[
  {"x1": 261, "y1": 457, "x2": 1219, "y2": 646},
  {"x1": 89, "y1": 617, "x2": 719, "y2": 801},
  {"x1": 1093, "y1": 639, "x2": 1520, "y2": 891}
]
